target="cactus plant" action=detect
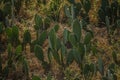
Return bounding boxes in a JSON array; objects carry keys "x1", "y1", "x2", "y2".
[
  {"x1": 63, "y1": 28, "x2": 70, "y2": 43},
  {"x1": 98, "y1": 57, "x2": 104, "y2": 76},
  {"x1": 84, "y1": 32, "x2": 93, "y2": 45},
  {"x1": 98, "y1": 0, "x2": 120, "y2": 27},
  {"x1": 43, "y1": 17, "x2": 50, "y2": 30},
  {"x1": 65, "y1": 0, "x2": 91, "y2": 25},
  {"x1": 64, "y1": 4, "x2": 76, "y2": 25},
  {"x1": 66, "y1": 49, "x2": 74, "y2": 66},
  {"x1": 34, "y1": 44, "x2": 50, "y2": 73},
  {"x1": 23, "y1": 30, "x2": 31, "y2": 51},
  {"x1": 32, "y1": 75, "x2": 41, "y2": 80},
  {"x1": 34, "y1": 45, "x2": 44, "y2": 62},
  {"x1": 0, "y1": 23, "x2": 3, "y2": 34},
  {"x1": 72, "y1": 19, "x2": 81, "y2": 41},
  {"x1": 6, "y1": 26, "x2": 20, "y2": 47},
  {"x1": 34, "y1": 14, "x2": 43, "y2": 40},
  {"x1": 48, "y1": 25, "x2": 74, "y2": 69},
  {"x1": 0, "y1": 43, "x2": 29, "y2": 79},
  {"x1": 103, "y1": 2, "x2": 120, "y2": 43},
  {"x1": 37, "y1": 31, "x2": 47, "y2": 46},
  {"x1": 23, "y1": 30, "x2": 31, "y2": 45},
  {"x1": 34, "y1": 14, "x2": 43, "y2": 30},
  {"x1": 30, "y1": 31, "x2": 47, "y2": 52}
]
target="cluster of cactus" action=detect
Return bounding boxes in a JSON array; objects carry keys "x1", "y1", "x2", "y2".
[
  {"x1": 33, "y1": 16, "x2": 96, "y2": 79},
  {"x1": 22, "y1": 29, "x2": 31, "y2": 51},
  {"x1": 31, "y1": 14, "x2": 50, "y2": 52},
  {"x1": 34, "y1": 14, "x2": 50, "y2": 39},
  {"x1": 5, "y1": 24, "x2": 32, "y2": 52},
  {"x1": 0, "y1": 43, "x2": 29, "y2": 80},
  {"x1": 33, "y1": 24, "x2": 61, "y2": 73},
  {"x1": 0, "y1": 0, "x2": 31, "y2": 27},
  {"x1": 64, "y1": 0, "x2": 91, "y2": 25},
  {"x1": 0, "y1": 24, "x2": 31, "y2": 79},
  {"x1": 33, "y1": 14, "x2": 119, "y2": 79},
  {"x1": 65, "y1": 19, "x2": 95, "y2": 79},
  {"x1": 98, "y1": 57, "x2": 117, "y2": 80},
  {"x1": 5, "y1": 26, "x2": 20, "y2": 47},
  {"x1": 34, "y1": 44, "x2": 50, "y2": 73},
  {"x1": 0, "y1": 24, "x2": 29, "y2": 79},
  {"x1": 98, "y1": 0, "x2": 120, "y2": 44},
  {"x1": 0, "y1": 1, "x2": 120, "y2": 79},
  {"x1": 31, "y1": 14, "x2": 51, "y2": 73},
  {"x1": 98, "y1": 0, "x2": 120, "y2": 27},
  {"x1": 0, "y1": 0, "x2": 30, "y2": 15}
]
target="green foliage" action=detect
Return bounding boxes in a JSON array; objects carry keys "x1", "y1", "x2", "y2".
[
  {"x1": 83, "y1": 64, "x2": 90, "y2": 79},
  {"x1": 112, "y1": 51, "x2": 120, "y2": 66},
  {"x1": 64, "y1": 5, "x2": 71, "y2": 18},
  {"x1": 84, "y1": 32, "x2": 93, "y2": 44},
  {"x1": 2, "y1": 2, "x2": 11, "y2": 16},
  {"x1": 53, "y1": 24, "x2": 60, "y2": 32},
  {"x1": 34, "y1": 14, "x2": 43, "y2": 30},
  {"x1": 0, "y1": 43, "x2": 29, "y2": 79},
  {"x1": 48, "y1": 25, "x2": 73, "y2": 67},
  {"x1": 1, "y1": 0, "x2": 29, "y2": 15},
  {"x1": 30, "y1": 31, "x2": 47, "y2": 52},
  {"x1": 82, "y1": 63, "x2": 96, "y2": 79},
  {"x1": 98, "y1": 0, "x2": 120, "y2": 28},
  {"x1": 64, "y1": 4, "x2": 75, "y2": 25},
  {"x1": 63, "y1": 28, "x2": 70, "y2": 43},
  {"x1": 23, "y1": 30, "x2": 31, "y2": 45},
  {"x1": 98, "y1": 57, "x2": 104, "y2": 76},
  {"x1": 43, "y1": 17, "x2": 50, "y2": 30},
  {"x1": 82, "y1": 0, "x2": 91, "y2": 13},
  {"x1": 32, "y1": 76, "x2": 41, "y2": 80},
  {"x1": 38, "y1": 31, "x2": 47, "y2": 46},
  {"x1": 5, "y1": 28, "x2": 12, "y2": 41},
  {"x1": 72, "y1": 49, "x2": 81, "y2": 66},
  {"x1": 1, "y1": 1, "x2": 120, "y2": 79},
  {"x1": 66, "y1": 49, "x2": 74, "y2": 66},
  {"x1": 22, "y1": 58, "x2": 29, "y2": 77},
  {"x1": 22, "y1": 29, "x2": 31, "y2": 51},
  {"x1": 0, "y1": 0, "x2": 29, "y2": 28},
  {"x1": 65, "y1": 0, "x2": 91, "y2": 25},
  {"x1": 12, "y1": 26, "x2": 19, "y2": 40},
  {"x1": 0, "y1": 23, "x2": 3, "y2": 34},
  {"x1": 15, "y1": 45, "x2": 22, "y2": 55},
  {"x1": 34, "y1": 44, "x2": 50, "y2": 73},
  {"x1": 48, "y1": 28, "x2": 57, "y2": 50},
  {"x1": 112, "y1": 51, "x2": 117, "y2": 63},
  {"x1": 34, "y1": 14, "x2": 50, "y2": 40},
  {"x1": 7, "y1": 43, "x2": 12, "y2": 60},
  {"x1": 6, "y1": 26, "x2": 20, "y2": 46},
  {"x1": 69, "y1": 33, "x2": 77, "y2": 47},
  {"x1": 72, "y1": 19, "x2": 81, "y2": 41},
  {"x1": 102, "y1": 63, "x2": 117, "y2": 80},
  {"x1": 34, "y1": 45, "x2": 44, "y2": 62},
  {"x1": 61, "y1": 17, "x2": 96, "y2": 79},
  {"x1": 117, "y1": 19, "x2": 120, "y2": 28}
]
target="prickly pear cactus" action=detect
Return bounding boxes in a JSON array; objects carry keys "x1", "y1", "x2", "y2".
[
  {"x1": 65, "y1": 0, "x2": 91, "y2": 25},
  {"x1": 98, "y1": 0, "x2": 120, "y2": 25}
]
